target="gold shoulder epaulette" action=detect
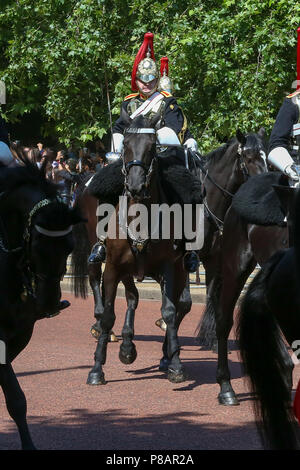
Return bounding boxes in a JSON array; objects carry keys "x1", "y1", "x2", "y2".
[
  {"x1": 286, "y1": 89, "x2": 300, "y2": 98},
  {"x1": 124, "y1": 93, "x2": 139, "y2": 101},
  {"x1": 160, "y1": 90, "x2": 172, "y2": 98}
]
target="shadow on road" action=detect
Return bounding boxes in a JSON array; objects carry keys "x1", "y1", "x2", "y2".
[{"x1": 0, "y1": 407, "x2": 262, "y2": 450}]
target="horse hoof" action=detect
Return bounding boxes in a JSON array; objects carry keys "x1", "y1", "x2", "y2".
[
  {"x1": 155, "y1": 318, "x2": 167, "y2": 332},
  {"x1": 86, "y1": 371, "x2": 107, "y2": 385},
  {"x1": 167, "y1": 367, "x2": 188, "y2": 383},
  {"x1": 119, "y1": 345, "x2": 137, "y2": 364},
  {"x1": 218, "y1": 391, "x2": 239, "y2": 406},
  {"x1": 159, "y1": 357, "x2": 170, "y2": 371}
]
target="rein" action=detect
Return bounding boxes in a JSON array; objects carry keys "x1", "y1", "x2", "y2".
[
  {"x1": 120, "y1": 126, "x2": 158, "y2": 251},
  {"x1": 200, "y1": 141, "x2": 265, "y2": 233}
]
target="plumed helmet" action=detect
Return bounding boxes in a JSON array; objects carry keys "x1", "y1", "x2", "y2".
[
  {"x1": 157, "y1": 57, "x2": 173, "y2": 94},
  {"x1": 131, "y1": 32, "x2": 158, "y2": 91}
]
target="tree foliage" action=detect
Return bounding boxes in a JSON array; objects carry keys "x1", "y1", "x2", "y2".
[{"x1": 0, "y1": 0, "x2": 299, "y2": 150}]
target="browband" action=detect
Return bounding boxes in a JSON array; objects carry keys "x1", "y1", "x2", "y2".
[
  {"x1": 125, "y1": 128, "x2": 156, "y2": 134},
  {"x1": 34, "y1": 224, "x2": 73, "y2": 237}
]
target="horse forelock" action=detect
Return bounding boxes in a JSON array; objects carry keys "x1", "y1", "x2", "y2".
[
  {"x1": 124, "y1": 114, "x2": 157, "y2": 163},
  {"x1": 244, "y1": 133, "x2": 266, "y2": 152}
]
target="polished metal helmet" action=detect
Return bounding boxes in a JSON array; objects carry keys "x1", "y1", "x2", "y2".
[
  {"x1": 136, "y1": 51, "x2": 158, "y2": 83},
  {"x1": 131, "y1": 32, "x2": 158, "y2": 90},
  {"x1": 157, "y1": 56, "x2": 173, "y2": 94},
  {"x1": 158, "y1": 73, "x2": 173, "y2": 94}
]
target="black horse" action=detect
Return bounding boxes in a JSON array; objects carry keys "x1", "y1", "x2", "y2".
[
  {"x1": 0, "y1": 156, "x2": 83, "y2": 449},
  {"x1": 155, "y1": 128, "x2": 268, "y2": 332},
  {"x1": 236, "y1": 187, "x2": 300, "y2": 450},
  {"x1": 196, "y1": 174, "x2": 291, "y2": 406},
  {"x1": 71, "y1": 127, "x2": 267, "y2": 377}
]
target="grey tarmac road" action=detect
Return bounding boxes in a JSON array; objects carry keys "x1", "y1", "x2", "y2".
[{"x1": 0, "y1": 294, "x2": 299, "y2": 451}]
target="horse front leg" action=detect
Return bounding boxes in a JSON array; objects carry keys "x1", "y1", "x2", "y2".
[
  {"x1": 119, "y1": 275, "x2": 139, "y2": 365},
  {"x1": 0, "y1": 362, "x2": 36, "y2": 449},
  {"x1": 161, "y1": 261, "x2": 188, "y2": 383},
  {"x1": 216, "y1": 252, "x2": 256, "y2": 406},
  {"x1": 89, "y1": 262, "x2": 118, "y2": 343},
  {"x1": 86, "y1": 265, "x2": 119, "y2": 385},
  {"x1": 159, "y1": 273, "x2": 191, "y2": 372},
  {"x1": 88, "y1": 261, "x2": 104, "y2": 338}
]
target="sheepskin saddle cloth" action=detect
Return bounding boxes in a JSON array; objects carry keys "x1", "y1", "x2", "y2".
[
  {"x1": 231, "y1": 171, "x2": 289, "y2": 226},
  {"x1": 87, "y1": 155, "x2": 203, "y2": 206}
]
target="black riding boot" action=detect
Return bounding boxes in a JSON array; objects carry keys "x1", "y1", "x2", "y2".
[
  {"x1": 183, "y1": 250, "x2": 200, "y2": 273},
  {"x1": 88, "y1": 242, "x2": 106, "y2": 263}
]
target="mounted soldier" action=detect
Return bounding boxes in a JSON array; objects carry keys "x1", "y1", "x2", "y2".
[
  {"x1": 88, "y1": 32, "x2": 200, "y2": 272},
  {"x1": 0, "y1": 116, "x2": 16, "y2": 167},
  {"x1": 268, "y1": 27, "x2": 300, "y2": 185}
]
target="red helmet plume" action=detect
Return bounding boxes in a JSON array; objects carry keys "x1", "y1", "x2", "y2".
[
  {"x1": 131, "y1": 32, "x2": 156, "y2": 91},
  {"x1": 160, "y1": 57, "x2": 169, "y2": 77}
]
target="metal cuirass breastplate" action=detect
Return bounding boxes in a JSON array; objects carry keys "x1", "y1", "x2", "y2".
[{"x1": 127, "y1": 97, "x2": 166, "y2": 129}]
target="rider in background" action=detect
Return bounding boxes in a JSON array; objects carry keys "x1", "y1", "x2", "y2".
[
  {"x1": 0, "y1": 117, "x2": 17, "y2": 167},
  {"x1": 268, "y1": 87, "x2": 300, "y2": 184},
  {"x1": 88, "y1": 32, "x2": 200, "y2": 272},
  {"x1": 268, "y1": 30, "x2": 300, "y2": 184},
  {"x1": 0, "y1": 115, "x2": 9, "y2": 147}
]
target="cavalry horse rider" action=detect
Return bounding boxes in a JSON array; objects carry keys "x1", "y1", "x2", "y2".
[
  {"x1": 268, "y1": 29, "x2": 300, "y2": 185},
  {"x1": 88, "y1": 32, "x2": 200, "y2": 273},
  {"x1": 0, "y1": 116, "x2": 17, "y2": 167}
]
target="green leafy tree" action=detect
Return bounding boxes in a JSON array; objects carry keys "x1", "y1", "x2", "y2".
[{"x1": 0, "y1": 0, "x2": 299, "y2": 150}]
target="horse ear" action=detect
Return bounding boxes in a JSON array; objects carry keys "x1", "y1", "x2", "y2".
[
  {"x1": 236, "y1": 129, "x2": 247, "y2": 146},
  {"x1": 257, "y1": 127, "x2": 266, "y2": 139},
  {"x1": 121, "y1": 107, "x2": 132, "y2": 127},
  {"x1": 149, "y1": 110, "x2": 161, "y2": 128}
]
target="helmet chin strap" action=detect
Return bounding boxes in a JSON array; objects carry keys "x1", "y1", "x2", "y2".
[{"x1": 136, "y1": 82, "x2": 158, "y2": 99}]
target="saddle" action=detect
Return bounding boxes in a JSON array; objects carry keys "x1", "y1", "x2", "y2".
[{"x1": 231, "y1": 171, "x2": 289, "y2": 226}]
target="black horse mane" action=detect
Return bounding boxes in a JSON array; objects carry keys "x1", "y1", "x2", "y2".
[
  {"x1": 204, "y1": 139, "x2": 233, "y2": 165},
  {"x1": 204, "y1": 132, "x2": 265, "y2": 167},
  {"x1": 0, "y1": 152, "x2": 82, "y2": 230}
]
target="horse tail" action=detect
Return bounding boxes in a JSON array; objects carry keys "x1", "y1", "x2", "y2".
[
  {"x1": 236, "y1": 251, "x2": 300, "y2": 449},
  {"x1": 70, "y1": 221, "x2": 90, "y2": 298},
  {"x1": 195, "y1": 275, "x2": 221, "y2": 348}
]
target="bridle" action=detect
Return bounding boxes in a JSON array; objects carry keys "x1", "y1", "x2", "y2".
[
  {"x1": 0, "y1": 196, "x2": 73, "y2": 296},
  {"x1": 236, "y1": 143, "x2": 268, "y2": 180},
  {"x1": 121, "y1": 127, "x2": 157, "y2": 194},
  {"x1": 120, "y1": 126, "x2": 158, "y2": 251},
  {"x1": 202, "y1": 139, "x2": 267, "y2": 233}
]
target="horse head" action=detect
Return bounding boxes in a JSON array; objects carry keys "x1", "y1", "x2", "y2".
[
  {"x1": 235, "y1": 127, "x2": 267, "y2": 178},
  {"x1": 0, "y1": 158, "x2": 85, "y2": 317},
  {"x1": 121, "y1": 109, "x2": 160, "y2": 201},
  {"x1": 25, "y1": 200, "x2": 83, "y2": 317}
]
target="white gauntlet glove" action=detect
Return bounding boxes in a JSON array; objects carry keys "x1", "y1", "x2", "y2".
[
  {"x1": 284, "y1": 164, "x2": 300, "y2": 181},
  {"x1": 111, "y1": 133, "x2": 124, "y2": 153},
  {"x1": 105, "y1": 152, "x2": 121, "y2": 164}
]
